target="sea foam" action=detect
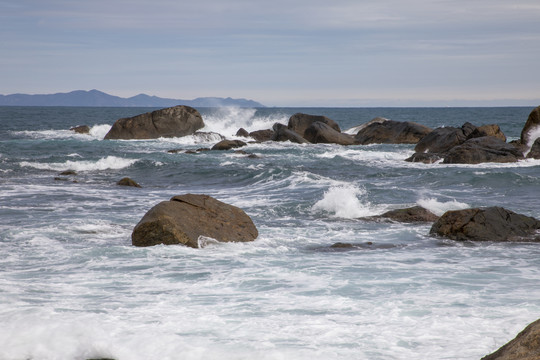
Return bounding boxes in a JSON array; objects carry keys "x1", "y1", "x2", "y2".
[
  {"x1": 312, "y1": 184, "x2": 380, "y2": 218},
  {"x1": 19, "y1": 156, "x2": 138, "y2": 172},
  {"x1": 417, "y1": 197, "x2": 470, "y2": 216}
]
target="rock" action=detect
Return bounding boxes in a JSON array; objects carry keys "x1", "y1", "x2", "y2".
[
  {"x1": 211, "y1": 140, "x2": 247, "y2": 150},
  {"x1": 193, "y1": 131, "x2": 225, "y2": 142},
  {"x1": 404, "y1": 152, "x2": 442, "y2": 164},
  {"x1": 249, "y1": 129, "x2": 275, "y2": 142},
  {"x1": 104, "y1": 105, "x2": 204, "y2": 140},
  {"x1": 287, "y1": 113, "x2": 341, "y2": 136},
  {"x1": 303, "y1": 121, "x2": 356, "y2": 145},
  {"x1": 70, "y1": 125, "x2": 91, "y2": 134},
  {"x1": 117, "y1": 177, "x2": 141, "y2": 188},
  {"x1": 415, "y1": 122, "x2": 476, "y2": 154},
  {"x1": 481, "y1": 318, "x2": 540, "y2": 360},
  {"x1": 467, "y1": 124, "x2": 507, "y2": 142},
  {"x1": 442, "y1": 136, "x2": 524, "y2": 164},
  {"x1": 343, "y1": 117, "x2": 389, "y2": 135},
  {"x1": 272, "y1": 123, "x2": 309, "y2": 144},
  {"x1": 131, "y1": 194, "x2": 258, "y2": 248},
  {"x1": 430, "y1": 207, "x2": 540, "y2": 242},
  {"x1": 59, "y1": 170, "x2": 77, "y2": 176},
  {"x1": 521, "y1": 106, "x2": 540, "y2": 146},
  {"x1": 526, "y1": 138, "x2": 540, "y2": 159},
  {"x1": 236, "y1": 128, "x2": 249, "y2": 137},
  {"x1": 367, "y1": 206, "x2": 439, "y2": 223},
  {"x1": 354, "y1": 120, "x2": 432, "y2": 145}
]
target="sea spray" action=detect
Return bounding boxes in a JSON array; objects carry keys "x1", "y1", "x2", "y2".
[
  {"x1": 19, "y1": 155, "x2": 138, "y2": 172},
  {"x1": 312, "y1": 184, "x2": 380, "y2": 218},
  {"x1": 201, "y1": 107, "x2": 288, "y2": 137},
  {"x1": 416, "y1": 197, "x2": 470, "y2": 216}
]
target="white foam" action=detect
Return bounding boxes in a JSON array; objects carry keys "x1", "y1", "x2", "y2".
[
  {"x1": 417, "y1": 197, "x2": 470, "y2": 216},
  {"x1": 89, "y1": 124, "x2": 112, "y2": 139},
  {"x1": 524, "y1": 125, "x2": 540, "y2": 157},
  {"x1": 201, "y1": 107, "x2": 288, "y2": 138},
  {"x1": 19, "y1": 155, "x2": 137, "y2": 172},
  {"x1": 312, "y1": 184, "x2": 379, "y2": 218}
]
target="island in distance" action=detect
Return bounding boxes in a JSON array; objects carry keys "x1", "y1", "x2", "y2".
[{"x1": 0, "y1": 89, "x2": 265, "y2": 108}]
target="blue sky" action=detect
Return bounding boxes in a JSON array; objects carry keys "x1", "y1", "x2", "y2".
[{"x1": 1, "y1": 0, "x2": 540, "y2": 106}]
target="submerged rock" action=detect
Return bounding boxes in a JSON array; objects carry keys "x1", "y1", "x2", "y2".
[
  {"x1": 482, "y1": 318, "x2": 540, "y2": 360},
  {"x1": 430, "y1": 207, "x2": 540, "y2": 242},
  {"x1": 70, "y1": 125, "x2": 91, "y2": 134},
  {"x1": 104, "y1": 105, "x2": 204, "y2": 140},
  {"x1": 354, "y1": 119, "x2": 432, "y2": 145},
  {"x1": 132, "y1": 194, "x2": 258, "y2": 248},
  {"x1": 117, "y1": 177, "x2": 141, "y2": 188},
  {"x1": 211, "y1": 140, "x2": 247, "y2": 150},
  {"x1": 364, "y1": 206, "x2": 439, "y2": 223},
  {"x1": 404, "y1": 152, "x2": 442, "y2": 164}
]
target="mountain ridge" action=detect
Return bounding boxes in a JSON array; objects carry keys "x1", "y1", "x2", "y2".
[{"x1": 0, "y1": 89, "x2": 265, "y2": 107}]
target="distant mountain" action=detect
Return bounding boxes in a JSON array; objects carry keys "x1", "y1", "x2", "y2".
[{"x1": 0, "y1": 89, "x2": 265, "y2": 107}]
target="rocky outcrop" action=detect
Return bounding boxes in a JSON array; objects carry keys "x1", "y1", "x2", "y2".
[
  {"x1": 526, "y1": 138, "x2": 540, "y2": 159},
  {"x1": 430, "y1": 207, "x2": 540, "y2": 242},
  {"x1": 442, "y1": 136, "x2": 524, "y2": 164},
  {"x1": 132, "y1": 194, "x2": 258, "y2": 248},
  {"x1": 482, "y1": 319, "x2": 540, "y2": 360},
  {"x1": 272, "y1": 123, "x2": 310, "y2": 144},
  {"x1": 104, "y1": 105, "x2": 204, "y2": 140},
  {"x1": 415, "y1": 122, "x2": 476, "y2": 154},
  {"x1": 468, "y1": 124, "x2": 506, "y2": 142},
  {"x1": 521, "y1": 106, "x2": 540, "y2": 146},
  {"x1": 366, "y1": 206, "x2": 440, "y2": 223},
  {"x1": 404, "y1": 152, "x2": 442, "y2": 164},
  {"x1": 70, "y1": 125, "x2": 91, "y2": 134},
  {"x1": 303, "y1": 121, "x2": 356, "y2": 145},
  {"x1": 117, "y1": 177, "x2": 141, "y2": 188},
  {"x1": 354, "y1": 120, "x2": 432, "y2": 145},
  {"x1": 249, "y1": 129, "x2": 275, "y2": 142},
  {"x1": 288, "y1": 113, "x2": 341, "y2": 137},
  {"x1": 211, "y1": 140, "x2": 247, "y2": 150}
]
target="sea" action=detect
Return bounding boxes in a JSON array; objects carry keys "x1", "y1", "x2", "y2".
[{"x1": 1, "y1": 105, "x2": 539, "y2": 360}]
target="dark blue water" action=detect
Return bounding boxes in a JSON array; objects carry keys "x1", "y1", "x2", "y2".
[{"x1": 0, "y1": 106, "x2": 539, "y2": 360}]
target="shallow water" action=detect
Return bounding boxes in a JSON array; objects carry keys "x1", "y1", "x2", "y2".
[{"x1": 0, "y1": 106, "x2": 539, "y2": 360}]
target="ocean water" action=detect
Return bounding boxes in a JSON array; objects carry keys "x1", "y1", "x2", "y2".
[{"x1": 1, "y1": 105, "x2": 539, "y2": 360}]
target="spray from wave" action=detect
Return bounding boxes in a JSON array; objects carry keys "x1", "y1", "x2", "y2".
[
  {"x1": 19, "y1": 156, "x2": 138, "y2": 172},
  {"x1": 416, "y1": 197, "x2": 470, "y2": 216},
  {"x1": 312, "y1": 185, "x2": 379, "y2": 218}
]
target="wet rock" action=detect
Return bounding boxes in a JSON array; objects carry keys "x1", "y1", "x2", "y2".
[
  {"x1": 59, "y1": 170, "x2": 77, "y2": 176},
  {"x1": 236, "y1": 128, "x2": 249, "y2": 137},
  {"x1": 366, "y1": 206, "x2": 439, "y2": 223},
  {"x1": 287, "y1": 113, "x2": 341, "y2": 137},
  {"x1": 415, "y1": 122, "x2": 476, "y2": 154},
  {"x1": 344, "y1": 117, "x2": 389, "y2": 135},
  {"x1": 104, "y1": 105, "x2": 204, "y2": 140},
  {"x1": 117, "y1": 177, "x2": 141, "y2": 188},
  {"x1": 249, "y1": 129, "x2": 274, "y2": 142},
  {"x1": 404, "y1": 152, "x2": 442, "y2": 164},
  {"x1": 303, "y1": 121, "x2": 356, "y2": 145},
  {"x1": 70, "y1": 125, "x2": 91, "y2": 134},
  {"x1": 526, "y1": 138, "x2": 540, "y2": 159},
  {"x1": 442, "y1": 136, "x2": 524, "y2": 164},
  {"x1": 132, "y1": 194, "x2": 258, "y2": 248},
  {"x1": 430, "y1": 207, "x2": 540, "y2": 242},
  {"x1": 482, "y1": 318, "x2": 540, "y2": 360},
  {"x1": 272, "y1": 123, "x2": 309, "y2": 144},
  {"x1": 211, "y1": 140, "x2": 247, "y2": 150},
  {"x1": 354, "y1": 120, "x2": 432, "y2": 145},
  {"x1": 521, "y1": 106, "x2": 540, "y2": 146},
  {"x1": 467, "y1": 124, "x2": 507, "y2": 142}
]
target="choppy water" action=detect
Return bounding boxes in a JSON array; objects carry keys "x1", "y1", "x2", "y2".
[{"x1": 1, "y1": 106, "x2": 539, "y2": 360}]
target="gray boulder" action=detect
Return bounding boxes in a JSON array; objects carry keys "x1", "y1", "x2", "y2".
[
  {"x1": 104, "y1": 105, "x2": 204, "y2": 140},
  {"x1": 70, "y1": 125, "x2": 91, "y2": 134},
  {"x1": 132, "y1": 194, "x2": 258, "y2": 248},
  {"x1": 482, "y1": 318, "x2": 540, "y2": 360},
  {"x1": 442, "y1": 136, "x2": 524, "y2": 164},
  {"x1": 211, "y1": 140, "x2": 247, "y2": 150},
  {"x1": 117, "y1": 177, "x2": 141, "y2": 188},
  {"x1": 467, "y1": 124, "x2": 507, "y2": 142},
  {"x1": 303, "y1": 121, "x2": 356, "y2": 145},
  {"x1": 288, "y1": 113, "x2": 341, "y2": 137},
  {"x1": 526, "y1": 138, "x2": 540, "y2": 159},
  {"x1": 272, "y1": 123, "x2": 309, "y2": 144},
  {"x1": 521, "y1": 106, "x2": 540, "y2": 146},
  {"x1": 368, "y1": 206, "x2": 439, "y2": 223},
  {"x1": 415, "y1": 122, "x2": 476, "y2": 154},
  {"x1": 354, "y1": 120, "x2": 432, "y2": 145},
  {"x1": 430, "y1": 207, "x2": 540, "y2": 242}
]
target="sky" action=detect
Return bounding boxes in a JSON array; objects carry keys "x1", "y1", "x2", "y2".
[{"x1": 1, "y1": 0, "x2": 540, "y2": 106}]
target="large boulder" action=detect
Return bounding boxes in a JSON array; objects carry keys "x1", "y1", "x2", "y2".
[
  {"x1": 482, "y1": 318, "x2": 540, "y2": 360},
  {"x1": 430, "y1": 207, "x2": 540, "y2": 242},
  {"x1": 521, "y1": 106, "x2": 540, "y2": 146},
  {"x1": 249, "y1": 129, "x2": 275, "y2": 142},
  {"x1": 287, "y1": 113, "x2": 341, "y2": 137},
  {"x1": 272, "y1": 123, "x2": 309, "y2": 144},
  {"x1": 467, "y1": 124, "x2": 507, "y2": 142},
  {"x1": 354, "y1": 120, "x2": 432, "y2": 145},
  {"x1": 526, "y1": 138, "x2": 540, "y2": 159},
  {"x1": 211, "y1": 140, "x2": 247, "y2": 150},
  {"x1": 303, "y1": 121, "x2": 356, "y2": 145},
  {"x1": 132, "y1": 194, "x2": 258, "y2": 248},
  {"x1": 104, "y1": 105, "x2": 204, "y2": 140},
  {"x1": 442, "y1": 136, "x2": 524, "y2": 164},
  {"x1": 362, "y1": 206, "x2": 439, "y2": 223},
  {"x1": 415, "y1": 122, "x2": 476, "y2": 154}
]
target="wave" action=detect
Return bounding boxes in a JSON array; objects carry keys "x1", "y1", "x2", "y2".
[
  {"x1": 312, "y1": 184, "x2": 383, "y2": 219},
  {"x1": 416, "y1": 197, "x2": 470, "y2": 216},
  {"x1": 19, "y1": 156, "x2": 138, "y2": 172}
]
